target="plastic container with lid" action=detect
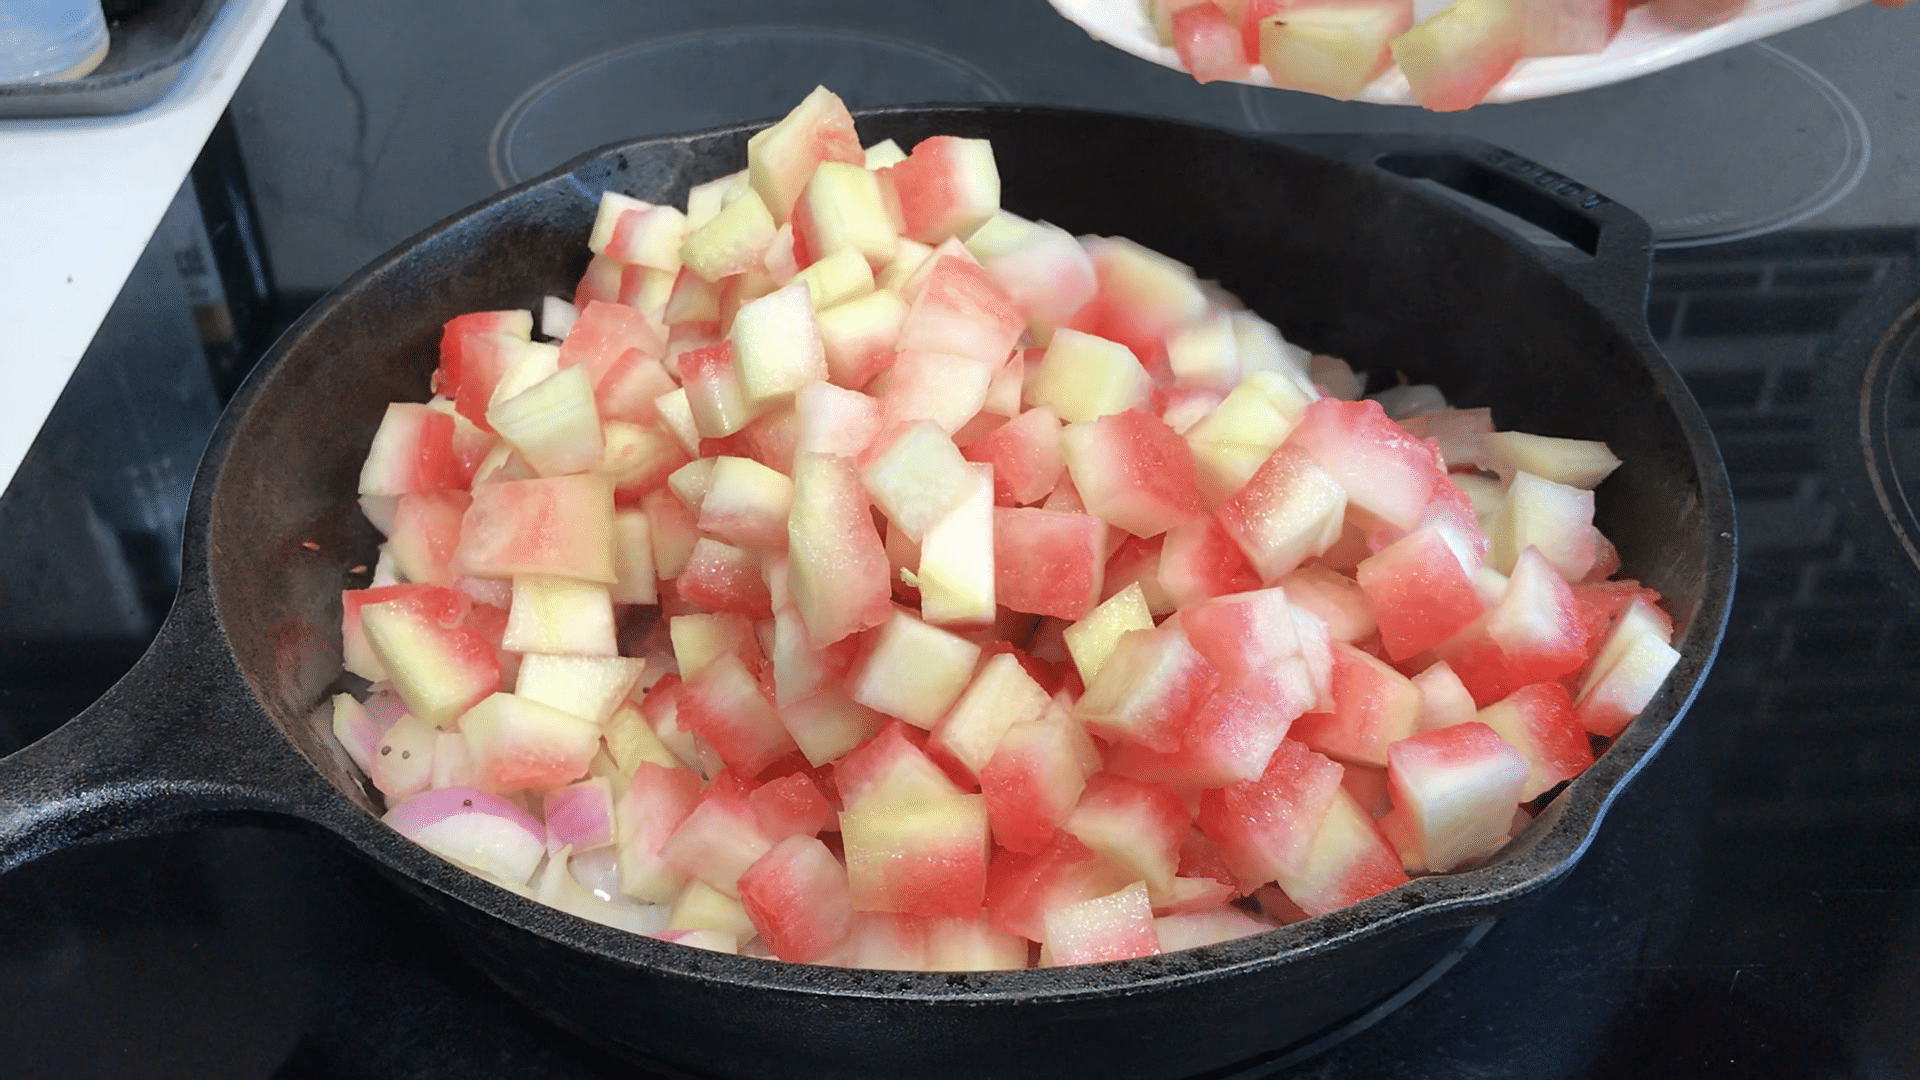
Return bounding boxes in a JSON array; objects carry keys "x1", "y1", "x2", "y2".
[{"x1": 0, "y1": 0, "x2": 109, "y2": 84}]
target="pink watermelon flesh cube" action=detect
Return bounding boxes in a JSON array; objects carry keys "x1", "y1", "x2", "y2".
[
  {"x1": 1154, "y1": 875, "x2": 1238, "y2": 916},
  {"x1": 1521, "y1": 0, "x2": 1626, "y2": 55},
  {"x1": 931, "y1": 651, "x2": 1053, "y2": 779},
  {"x1": 1042, "y1": 881, "x2": 1162, "y2": 966},
  {"x1": 1197, "y1": 739, "x2": 1345, "y2": 891},
  {"x1": 780, "y1": 683, "x2": 890, "y2": 768},
  {"x1": 1102, "y1": 534, "x2": 1176, "y2": 617},
  {"x1": 1490, "y1": 470, "x2": 1597, "y2": 582},
  {"x1": 1341, "y1": 762, "x2": 1394, "y2": 819},
  {"x1": 729, "y1": 283, "x2": 827, "y2": 409},
  {"x1": 1181, "y1": 586, "x2": 1301, "y2": 674},
  {"x1": 433, "y1": 309, "x2": 526, "y2": 397},
  {"x1": 993, "y1": 506, "x2": 1108, "y2": 620},
  {"x1": 679, "y1": 340, "x2": 767, "y2": 439},
  {"x1": 1476, "y1": 681, "x2": 1594, "y2": 801},
  {"x1": 1413, "y1": 660, "x2": 1481, "y2": 732},
  {"x1": 1174, "y1": 1, "x2": 1251, "y2": 82},
  {"x1": 661, "y1": 791, "x2": 776, "y2": 898},
  {"x1": 1438, "y1": 546, "x2": 1590, "y2": 706},
  {"x1": 884, "y1": 135, "x2": 1000, "y2": 245},
  {"x1": 460, "y1": 692, "x2": 601, "y2": 793},
  {"x1": 1158, "y1": 515, "x2": 1262, "y2": 607},
  {"x1": 452, "y1": 474, "x2": 615, "y2": 583},
  {"x1": 1216, "y1": 443, "x2": 1348, "y2": 581},
  {"x1": 986, "y1": 834, "x2": 1136, "y2": 942},
  {"x1": 1076, "y1": 237, "x2": 1208, "y2": 361},
  {"x1": 1064, "y1": 773, "x2": 1190, "y2": 898},
  {"x1": 1390, "y1": 0, "x2": 1526, "y2": 112},
  {"x1": 833, "y1": 719, "x2": 967, "y2": 811},
  {"x1": 895, "y1": 254, "x2": 1025, "y2": 370},
  {"x1": 794, "y1": 380, "x2": 883, "y2": 460},
  {"x1": 341, "y1": 583, "x2": 448, "y2": 682},
  {"x1": 557, "y1": 300, "x2": 664, "y2": 387},
  {"x1": 979, "y1": 707, "x2": 1093, "y2": 854},
  {"x1": 1376, "y1": 479, "x2": 1491, "y2": 574},
  {"x1": 978, "y1": 221, "x2": 1098, "y2": 330},
  {"x1": 697, "y1": 455, "x2": 794, "y2": 552},
  {"x1": 1272, "y1": 786, "x2": 1409, "y2": 916},
  {"x1": 747, "y1": 772, "x2": 835, "y2": 840},
  {"x1": 676, "y1": 652, "x2": 799, "y2": 779},
  {"x1": 861, "y1": 420, "x2": 980, "y2": 542},
  {"x1": 1574, "y1": 609, "x2": 1680, "y2": 736},
  {"x1": 840, "y1": 793, "x2": 991, "y2": 916},
  {"x1": 593, "y1": 198, "x2": 687, "y2": 271},
  {"x1": 358, "y1": 590, "x2": 502, "y2": 726},
  {"x1": 872, "y1": 350, "x2": 994, "y2": 435},
  {"x1": 1289, "y1": 641, "x2": 1423, "y2": 768},
  {"x1": 1238, "y1": 0, "x2": 1288, "y2": 61},
  {"x1": 791, "y1": 160, "x2": 898, "y2": 269},
  {"x1": 594, "y1": 349, "x2": 678, "y2": 427},
  {"x1": 770, "y1": 605, "x2": 837, "y2": 707},
  {"x1": 788, "y1": 451, "x2": 893, "y2": 646},
  {"x1": 387, "y1": 491, "x2": 470, "y2": 586},
  {"x1": 963, "y1": 404, "x2": 1065, "y2": 506},
  {"x1": 827, "y1": 911, "x2": 932, "y2": 970},
  {"x1": 1153, "y1": 909, "x2": 1273, "y2": 952},
  {"x1": 1172, "y1": 660, "x2": 1317, "y2": 787},
  {"x1": 437, "y1": 308, "x2": 532, "y2": 387},
  {"x1": 1275, "y1": 565, "x2": 1375, "y2": 643},
  {"x1": 602, "y1": 421, "x2": 690, "y2": 506},
  {"x1": 1286, "y1": 398, "x2": 1444, "y2": 532},
  {"x1": 1282, "y1": 603, "x2": 1335, "y2": 713},
  {"x1": 576, "y1": 255, "x2": 622, "y2": 309},
  {"x1": 677, "y1": 538, "x2": 775, "y2": 619},
  {"x1": 359, "y1": 403, "x2": 464, "y2": 496},
  {"x1": 665, "y1": 267, "x2": 720, "y2": 325},
  {"x1": 916, "y1": 462, "x2": 997, "y2": 627},
  {"x1": 924, "y1": 914, "x2": 1031, "y2": 971},
  {"x1": 738, "y1": 834, "x2": 855, "y2": 963},
  {"x1": 452, "y1": 335, "x2": 531, "y2": 433},
  {"x1": 1257, "y1": 0, "x2": 1413, "y2": 100},
  {"x1": 1103, "y1": 660, "x2": 1317, "y2": 792},
  {"x1": 544, "y1": 777, "x2": 617, "y2": 854},
  {"x1": 1357, "y1": 525, "x2": 1486, "y2": 660},
  {"x1": 1074, "y1": 623, "x2": 1221, "y2": 753},
  {"x1": 846, "y1": 608, "x2": 982, "y2": 730},
  {"x1": 1386, "y1": 721, "x2": 1528, "y2": 871},
  {"x1": 745, "y1": 85, "x2": 864, "y2": 226},
  {"x1": 1060, "y1": 409, "x2": 1206, "y2": 539},
  {"x1": 817, "y1": 291, "x2": 908, "y2": 390}
]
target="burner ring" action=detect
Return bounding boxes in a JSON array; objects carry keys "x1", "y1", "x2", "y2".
[
  {"x1": 1235, "y1": 42, "x2": 1871, "y2": 251},
  {"x1": 1859, "y1": 294, "x2": 1920, "y2": 574},
  {"x1": 489, "y1": 27, "x2": 1012, "y2": 189}
]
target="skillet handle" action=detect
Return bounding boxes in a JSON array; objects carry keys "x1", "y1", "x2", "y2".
[
  {"x1": 1326, "y1": 138, "x2": 1656, "y2": 329},
  {"x1": 0, "y1": 599, "x2": 332, "y2": 874}
]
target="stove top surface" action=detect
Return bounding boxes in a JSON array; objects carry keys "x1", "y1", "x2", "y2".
[{"x1": 3, "y1": 2, "x2": 1919, "y2": 1076}]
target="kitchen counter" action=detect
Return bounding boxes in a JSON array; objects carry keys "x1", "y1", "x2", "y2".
[{"x1": 0, "y1": 0, "x2": 287, "y2": 496}]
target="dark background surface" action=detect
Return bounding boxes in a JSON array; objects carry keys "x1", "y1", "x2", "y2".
[{"x1": 3, "y1": 2, "x2": 1919, "y2": 1076}]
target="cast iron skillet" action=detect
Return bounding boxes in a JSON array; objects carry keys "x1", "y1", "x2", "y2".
[{"x1": 0, "y1": 106, "x2": 1734, "y2": 1079}]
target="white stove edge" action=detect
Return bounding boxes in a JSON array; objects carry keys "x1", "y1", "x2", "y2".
[{"x1": 0, "y1": 0, "x2": 289, "y2": 497}]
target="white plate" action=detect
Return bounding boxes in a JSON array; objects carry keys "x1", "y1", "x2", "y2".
[{"x1": 1049, "y1": 0, "x2": 1865, "y2": 105}]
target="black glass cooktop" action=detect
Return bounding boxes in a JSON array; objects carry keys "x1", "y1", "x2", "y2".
[{"x1": 3, "y1": 1, "x2": 1919, "y2": 1076}]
